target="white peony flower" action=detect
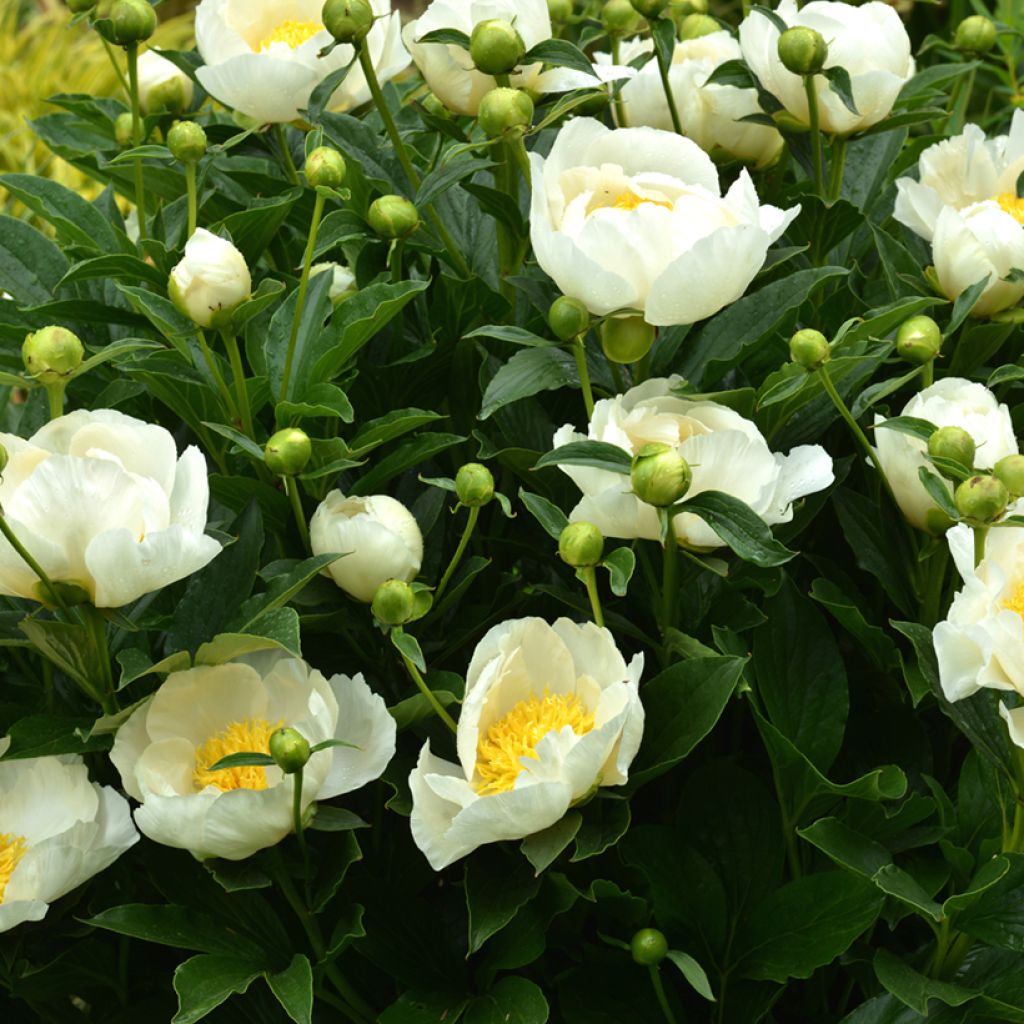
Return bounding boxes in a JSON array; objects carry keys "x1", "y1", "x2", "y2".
[
  {"x1": 931, "y1": 202, "x2": 1024, "y2": 318},
  {"x1": 553, "y1": 376, "x2": 833, "y2": 549},
  {"x1": 403, "y1": 0, "x2": 551, "y2": 116},
  {"x1": 0, "y1": 751, "x2": 138, "y2": 933},
  {"x1": 110, "y1": 655, "x2": 397, "y2": 861},
  {"x1": 739, "y1": 0, "x2": 915, "y2": 136},
  {"x1": 195, "y1": 0, "x2": 410, "y2": 125},
  {"x1": 0, "y1": 410, "x2": 220, "y2": 608},
  {"x1": 136, "y1": 49, "x2": 194, "y2": 114},
  {"x1": 874, "y1": 378, "x2": 1018, "y2": 532},
  {"x1": 529, "y1": 118, "x2": 798, "y2": 325},
  {"x1": 894, "y1": 112, "x2": 1024, "y2": 242},
  {"x1": 311, "y1": 261, "x2": 357, "y2": 302},
  {"x1": 310, "y1": 492, "x2": 424, "y2": 603},
  {"x1": 169, "y1": 228, "x2": 251, "y2": 328},
  {"x1": 409, "y1": 617, "x2": 644, "y2": 870}
]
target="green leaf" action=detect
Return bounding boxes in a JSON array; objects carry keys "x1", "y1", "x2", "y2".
[
  {"x1": 308, "y1": 805, "x2": 368, "y2": 832},
  {"x1": 953, "y1": 853, "x2": 1024, "y2": 951},
  {"x1": 948, "y1": 275, "x2": 990, "y2": 335},
  {"x1": 58, "y1": 253, "x2": 167, "y2": 289},
  {"x1": 465, "y1": 324, "x2": 553, "y2": 347},
  {"x1": 417, "y1": 27, "x2": 470, "y2": 47},
  {"x1": 703, "y1": 58, "x2": 757, "y2": 89},
  {"x1": 465, "y1": 976, "x2": 549, "y2": 1024},
  {"x1": 417, "y1": 156, "x2": 495, "y2": 208},
  {"x1": 351, "y1": 432, "x2": 465, "y2": 494},
  {"x1": 602, "y1": 546, "x2": 635, "y2": 597},
  {"x1": 520, "y1": 813, "x2": 583, "y2": 876},
  {"x1": 678, "y1": 491, "x2": 796, "y2": 567},
  {"x1": 172, "y1": 954, "x2": 266, "y2": 1024},
  {"x1": 266, "y1": 955, "x2": 314, "y2": 1024},
  {"x1": 0, "y1": 214, "x2": 69, "y2": 304},
  {"x1": 917, "y1": 466, "x2": 959, "y2": 520},
  {"x1": 392, "y1": 629, "x2": 426, "y2": 673},
  {"x1": 873, "y1": 949, "x2": 975, "y2": 1015},
  {"x1": 534, "y1": 440, "x2": 632, "y2": 475},
  {"x1": 231, "y1": 553, "x2": 342, "y2": 630},
  {"x1": 524, "y1": 38, "x2": 596, "y2": 78},
  {"x1": 466, "y1": 851, "x2": 542, "y2": 954},
  {"x1": 665, "y1": 950, "x2": 716, "y2": 1002},
  {"x1": 571, "y1": 798, "x2": 631, "y2": 862},
  {"x1": 519, "y1": 489, "x2": 569, "y2": 540},
  {"x1": 194, "y1": 607, "x2": 303, "y2": 664},
  {"x1": 87, "y1": 905, "x2": 267, "y2": 958},
  {"x1": 480, "y1": 347, "x2": 578, "y2": 419},
  {"x1": 206, "y1": 752, "x2": 275, "y2": 770},
  {"x1": 348, "y1": 407, "x2": 444, "y2": 456},
  {"x1": 874, "y1": 415, "x2": 938, "y2": 443},
  {"x1": 822, "y1": 66, "x2": 860, "y2": 114},
  {"x1": 1, "y1": 714, "x2": 111, "y2": 759}
]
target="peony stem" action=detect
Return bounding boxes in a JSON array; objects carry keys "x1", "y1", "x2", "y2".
[
  {"x1": 827, "y1": 134, "x2": 847, "y2": 202},
  {"x1": 44, "y1": 382, "x2": 65, "y2": 421},
  {"x1": 581, "y1": 566, "x2": 605, "y2": 628},
  {"x1": 285, "y1": 476, "x2": 311, "y2": 554},
  {"x1": 571, "y1": 335, "x2": 595, "y2": 419},
  {"x1": 660, "y1": 507, "x2": 679, "y2": 636},
  {"x1": 125, "y1": 43, "x2": 148, "y2": 242},
  {"x1": 611, "y1": 37, "x2": 628, "y2": 128},
  {"x1": 435, "y1": 505, "x2": 479, "y2": 602},
  {"x1": 0, "y1": 511, "x2": 68, "y2": 613},
  {"x1": 220, "y1": 329, "x2": 255, "y2": 439},
  {"x1": 279, "y1": 190, "x2": 326, "y2": 410},
  {"x1": 100, "y1": 37, "x2": 131, "y2": 98},
  {"x1": 81, "y1": 603, "x2": 117, "y2": 716},
  {"x1": 397, "y1": 637, "x2": 458, "y2": 734},
  {"x1": 654, "y1": 43, "x2": 683, "y2": 137},
  {"x1": 648, "y1": 965, "x2": 678, "y2": 1024},
  {"x1": 196, "y1": 328, "x2": 238, "y2": 421},
  {"x1": 291, "y1": 766, "x2": 310, "y2": 900},
  {"x1": 273, "y1": 124, "x2": 301, "y2": 186},
  {"x1": 973, "y1": 526, "x2": 988, "y2": 568},
  {"x1": 185, "y1": 162, "x2": 198, "y2": 237},
  {"x1": 803, "y1": 74, "x2": 824, "y2": 198}
]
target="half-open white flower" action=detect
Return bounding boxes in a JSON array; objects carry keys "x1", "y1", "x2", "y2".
[
  {"x1": 110, "y1": 655, "x2": 396, "y2": 861},
  {"x1": 894, "y1": 112, "x2": 1024, "y2": 242},
  {"x1": 0, "y1": 750, "x2": 138, "y2": 933},
  {"x1": 529, "y1": 118, "x2": 798, "y2": 325},
  {"x1": 0, "y1": 409, "x2": 220, "y2": 608},
  {"x1": 169, "y1": 229, "x2": 251, "y2": 328},
  {"x1": 136, "y1": 49, "x2": 194, "y2": 114},
  {"x1": 311, "y1": 261, "x2": 357, "y2": 302},
  {"x1": 874, "y1": 378, "x2": 1017, "y2": 532},
  {"x1": 409, "y1": 617, "x2": 644, "y2": 870},
  {"x1": 195, "y1": 0, "x2": 409, "y2": 124},
  {"x1": 553, "y1": 377, "x2": 833, "y2": 549},
  {"x1": 739, "y1": 0, "x2": 914, "y2": 136}
]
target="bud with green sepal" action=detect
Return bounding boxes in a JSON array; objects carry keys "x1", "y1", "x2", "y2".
[
  {"x1": 602, "y1": 0, "x2": 641, "y2": 35},
  {"x1": 114, "y1": 111, "x2": 134, "y2": 148},
  {"x1": 631, "y1": 928, "x2": 669, "y2": 966},
  {"x1": 322, "y1": 0, "x2": 374, "y2": 43},
  {"x1": 777, "y1": 26, "x2": 828, "y2": 76},
  {"x1": 669, "y1": 0, "x2": 707, "y2": 23},
  {"x1": 631, "y1": 443, "x2": 692, "y2": 508},
  {"x1": 548, "y1": 0, "x2": 573, "y2": 24},
  {"x1": 995, "y1": 455, "x2": 1024, "y2": 498},
  {"x1": 927, "y1": 427, "x2": 975, "y2": 478},
  {"x1": 549, "y1": 296, "x2": 590, "y2": 341},
  {"x1": 955, "y1": 474, "x2": 1009, "y2": 526},
  {"x1": 265, "y1": 428, "x2": 313, "y2": 476},
  {"x1": 368, "y1": 195, "x2": 420, "y2": 240},
  {"x1": 305, "y1": 146, "x2": 347, "y2": 190},
  {"x1": 630, "y1": 0, "x2": 668, "y2": 19},
  {"x1": 954, "y1": 15, "x2": 997, "y2": 54},
  {"x1": 269, "y1": 727, "x2": 311, "y2": 774},
  {"x1": 455, "y1": 463, "x2": 494, "y2": 507},
  {"x1": 601, "y1": 316, "x2": 655, "y2": 364},
  {"x1": 559, "y1": 522, "x2": 605, "y2": 568},
  {"x1": 23, "y1": 327, "x2": 84, "y2": 383},
  {"x1": 470, "y1": 19, "x2": 526, "y2": 76},
  {"x1": 789, "y1": 328, "x2": 829, "y2": 369},
  {"x1": 167, "y1": 120, "x2": 207, "y2": 164},
  {"x1": 896, "y1": 315, "x2": 942, "y2": 366},
  {"x1": 108, "y1": 0, "x2": 157, "y2": 45},
  {"x1": 372, "y1": 578, "x2": 416, "y2": 627},
  {"x1": 479, "y1": 87, "x2": 534, "y2": 139},
  {"x1": 680, "y1": 13, "x2": 719, "y2": 40}
]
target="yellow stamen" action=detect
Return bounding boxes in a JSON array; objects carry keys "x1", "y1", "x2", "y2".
[
  {"x1": 257, "y1": 19, "x2": 323, "y2": 51},
  {"x1": 1003, "y1": 583, "x2": 1024, "y2": 617},
  {"x1": 0, "y1": 833, "x2": 27, "y2": 903},
  {"x1": 475, "y1": 690, "x2": 594, "y2": 795},
  {"x1": 193, "y1": 718, "x2": 278, "y2": 792},
  {"x1": 610, "y1": 190, "x2": 673, "y2": 212},
  {"x1": 996, "y1": 192, "x2": 1024, "y2": 225}
]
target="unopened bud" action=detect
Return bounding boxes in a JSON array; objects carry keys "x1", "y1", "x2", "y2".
[
  {"x1": 680, "y1": 12, "x2": 719, "y2": 39},
  {"x1": 23, "y1": 327, "x2": 84, "y2": 382},
  {"x1": 994, "y1": 455, "x2": 1024, "y2": 498},
  {"x1": 108, "y1": 0, "x2": 157, "y2": 45},
  {"x1": 265, "y1": 428, "x2": 312, "y2": 476},
  {"x1": 601, "y1": 316, "x2": 655, "y2": 364},
  {"x1": 955, "y1": 474, "x2": 1009, "y2": 525},
  {"x1": 602, "y1": 0, "x2": 640, "y2": 35},
  {"x1": 478, "y1": 87, "x2": 534, "y2": 139},
  {"x1": 470, "y1": 19, "x2": 526, "y2": 76},
  {"x1": 367, "y1": 195, "x2": 420, "y2": 239},
  {"x1": 455, "y1": 463, "x2": 494, "y2": 507},
  {"x1": 549, "y1": 296, "x2": 590, "y2": 341},
  {"x1": 630, "y1": 928, "x2": 669, "y2": 966},
  {"x1": 927, "y1": 426, "x2": 975, "y2": 476},
  {"x1": 371, "y1": 578, "x2": 416, "y2": 626},
  {"x1": 322, "y1": 0, "x2": 374, "y2": 43},
  {"x1": 777, "y1": 26, "x2": 828, "y2": 76},
  {"x1": 895, "y1": 315, "x2": 942, "y2": 365},
  {"x1": 305, "y1": 146, "x2": 347, "y2": 189},
  {"x1": 558, "y1": 521, "x2": 604, "y2": 567},
  {"x1": 954, "y1": 15, "x2": 997, "y2": 54},
  {"x1": 669, "y1": 0, "x2": 708, "y2": 18},
  {"x1": 631, "y1": 443, "x2": 691, "y2": 507},
  {"x1": 269, "y1": 727, "x2": 310, "y2": 774},
  {"x1": 789, "y1": 328, "x2": 829, "y2": 369},
  {"x1": 167, "y1": 120, "x2": 207, "y2": 164},
  {"x1": 630, "y1": 0, "x2": 669, "y2": 19},
  {"x1": 548, "y1": 0, "x2": 573, "y2": 23},
  {"x1": 114, "y1": 111, "x2": 134, "y2": 148}
]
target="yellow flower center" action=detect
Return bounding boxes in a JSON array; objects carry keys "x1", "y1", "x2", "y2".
[
  {"x1": 1003, "y1": 583, "x2": 1024, "y2": 617},
  {"x1": 0, "y1": 833, "x2": 27, "y2": 903},
  {"x1": 610, "y1": 190, "x2": 673, "y2": 212},
  {"x1": 193, "y1": 718, "x2": 278, "y2": 792},
  {"x1": 257, "y1": 19, "x2": 323, "y2": 51},
  {"x1": 475, "y1": 691, "x2": 594, "y2": 795},
  {"x1": 996, "y1": 192, "x2": 1024, "y2": 224}
]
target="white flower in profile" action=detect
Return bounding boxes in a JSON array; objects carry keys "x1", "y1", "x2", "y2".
[
  {"x1": 0, "y1": 747, "x2": 138, "y2": 933},
  {"x1": 169, "y1": 229, "x2": 251, "y2": 328},
  {"x1": 136, "y1": 49, "x2": 194, "y2": 114},
  {"x1": 0, "y1": 409, "x2": 220, "y2": 608},
  {"x1": 110, "y1": 655, "x2": 397, "y2": 861},
  {"x1": 409, "y1": 618, "x2": 644, "y2": 870},
  {"x1": 553, "y1": 377, "x2": 833, "y2": 550},
  {"x1": 311, "y1": 261, "x2": 357, "y2": 302}
]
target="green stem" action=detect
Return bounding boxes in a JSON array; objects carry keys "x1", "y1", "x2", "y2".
[
  {"x1": 611, "y1": 37, "x2": 628, "y2": 128},
  {"x1": 581, "y1": 566, "x2": 604, "y2": 628},
  {"x1": 273, "y1": 123, "x2": 301, "y2": 186},
  {"x1": 648, "y1": 965, "x2": 678, "y2": 1024},
  {"x1": 920, "y1": 541, "x2": 949, "y2": 627},
  {"x1": 101, "y1": 37, "x2": 131, "y2": 98},
  {"x1": 196, "y1": 328, "x2": 237, "y2": 420},
  {"x1": 81, "y1": 603, "x2": 117, "y2": 716},
  {"x1": 435, "y1": 505, "x2": 479, "y2": 602},
  {"x1": 279, "y1": 191, "x2": 326, "y2": 408},
  {"x1": 44, "y1": 382, "x2": 66, "y2": 420},
  {"x1": 951, "y1": 66, "x2": 976, "y2": 134},
  {"x1": 389, "y1": 238, "x2": 405, "y2": 285},
  {"x1": 125, "y1": 43, "x2": 148, "y2": 241},
  {"x1": 0, "y1": 510, "x2": 68, "y2": 612},
  {"x1": 292, "y1": 766, "x2": 310, "y2": 901},
  {"x1": 827, "y1": 134, "x2": 847, "y2": 202},
  {"x1": 221, "y1": 330, "x2": 254, "y2": 439},
  {"x1": 185, "y1": 162, "x2": 198, "y2": 237},
  {"x1": 571, "y1": 335, "x2": 595, "y2": 419},
  {"x1": 398, "y1": 638, "x2": 458, "y2": 734},
  {"x1": 285, "y1": 477, "x2": 311, "y2": 553},
  {"x1": 660, "y1": 507, "x2": 679, "y2": 636},
  {"x1": 655, "y1": 44, "x2": 684, "y2": 136},
  {"x1": 973, "y1": 526, "x2": 988, "y2": 568},
  {"x1": 804, "y1": 74, "x2": 824, "y2": 198},
  {"x1": 922, "y1": 359, "x2": 935, "y2": 389}
]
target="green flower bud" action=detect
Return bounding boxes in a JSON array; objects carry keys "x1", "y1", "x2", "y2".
[
  {"x1": 549, "y1": 296, "x2": 590, "y2": 341},
  {"x1": 558, "y1": 521, "x2": 604, "y2": 568},
  {"x1": 895, "y1": 315, "x2": 942, "y2": 365},
  {"x1": 371, "y1": 578, "x2": 416, "y2": 626},
  {"x1": 777, "y1": 26, "x2": 828, "y2": 76},
  {"x1": 548, "y1": 0, "x2": 573, "y2": 24},
  {"x1": 927, "y1": 426, "x2": 975, "y2": 475},
  {"x1": 23, "y1": 326, "x2": 85, "y2": 383},
  {"x1": 954, "y1": 15, "x2": 997, "y2": 54},
  {"x1": 631, "y1": 443, "x2": 691, "y2": 507},
  {"x1": 305, "y1": 146, "x2": 347, "y2": 189},
  {"x1": 367, "y1": 195, "x2": 420, "y2": 240},
  {"x1": 269, "y1": 727, "x2": 311, "y2": 774},
  {"x1": 478, "y1": 87, "x2": 534, "y2": 139},
  {"x1": 0, "y1": 443, "x2": 8, "y2": 476},
  {"x1": 455, "y1": 463, "x2": 494, "y2": 507},
  {"x1": 67, "y1": 0, "x2": 97, "y2": 12},
  {"x1": 322, "y1": 0, "x2": 374, "y2": 43},
  {"x1": 114, "y1": 111, "x2": 135, "y2": 148},
  {"x1": 789, "y1": 328, "x2": 829, "y2": 369},
  {"x1": 669, "y1": 0, "x2": 708, "y2": 18},
  {"x1": 679, "y1": 12, "x2": 719, "y2": 40},
  {"x1": 602, "y1": 0, "x2": 641, "y2": 35},
  {"x1": 994, "y1": 455, "x2": 1024, "y2": 498},
  {"x1": 630, "y1": 928, "x2": 669, "y2": 966},
  {"x1": 108, "y1": 0, "x2": 157, "y2": 45},
  {"x1": 264, "y1": 428, "x2": 313, "y2": 476},
  {"x1": 167, "y1": 120, "x2": 207, "y2": 164},
  {"x1": 601, "y1": 316, "x2": 655, "y2": 364},
  {"x1": 955, "y1": 474, "x2": 1009, "y2": 525},
  {"x1": 469, "y1": 19, "x2": 526, "y2": 76},
  {"x1": 630, "y1": 0, "x2": 669, "y2": 20},
  {"x1": 145, "y1": 76, "x2": 190, "y2": 116}
]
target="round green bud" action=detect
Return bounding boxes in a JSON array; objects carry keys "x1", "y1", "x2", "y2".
[
  {"x1": 371, "y1": 578, "x2": 416, "y2": 626},
  {"x1": 789, "y1": 328, "x2": 830, "y2": 369},
  {"x1": 669, "y1": 0, "x2": 708, "y2": 17},
  {"x1": 558, "y1": 521, "x2": 605, "y2": 568},
  {"x1": 631, "y1": 443, "x2": 692, "y2": 508},
  {"x1": 114, "y1": 111, "x2": 135, "y2": 148},
  {"x1": 146, "y1": 76, "x2": 191, "y2": 115},
  {"x1": 469, "y1": 19, "x2": 526, "y2": 76},
  {"x1": 927, "y1": 426, "x2": 975, "y2": 475},
  {"x1": 994, "y1": 455, "x2": 1024, "y2": 498},
  {"x1": 367, "y1": 195, "x2": 420, "y2": 240},
  {"x1": 305, "y1": 146, "x2": 347, "y2": 190},
  {"x1": 895, "y1": 315, "x2": 942, "y2": 365},
  {"x1": 548, "y1": 0, "x2": 573, "y2": 23},
  {"x1": 108, "y1": 0, "x2": 157, "y2": 45},
  {"x1": 0, "y1": 443, "x2": 8, "y2": 476},
  {"x1": 630, "y1": 0, "x2": 669, "y2": 19},
  {"x1": 22, "y1": 326, "x2": 85, "y2": 383},
  {"x1": 478, "y1": 87, "x2": 534, "y2": 139},
  {"x1": 601, "y1": 316, "x2": 655, "y2": 364},
  {"x1": 955, "y1": 474, "x2": 1009, "y2": 525},
  {"x1": 630, "y1": 928, "x2": 669, "y2": 966},
  {"x1": 549, "y1": 296, "x2": 590, "y2": 341},
  {"x1": 955, "y1": 15, "x2": 997, "y2": 54},
  {"x1": 777, "y1": 26, "x2": 828, "y2": 76},
  {"x1": 167, "y1": 120, "x2": 207, "y2": 164},
  {"x1": 322, "y1": 0, "x2": 374, "y2": 43},
  {"x1": 264, "y1": 428, "x2": 312, "y2": 476},
  {"x1": 455, "y1": 462, "x2": 494, "y2": 507},
  {"x1": 602, "y1": 0, "x2": 640, "y2": 35},
  {"x1": 268, "y1": 727, "x2": 311, "y2": 774},
  {"x1": 67, "y1": 0, "x2": 97, "y2": 12},
  {"x1": 679, "y1": 12, "x2": 719, "y2": 40}
]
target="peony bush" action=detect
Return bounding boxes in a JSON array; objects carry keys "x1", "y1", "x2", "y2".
[{"x1": 2, "y1": 0, "x2": 1024, "y2": 1021}]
